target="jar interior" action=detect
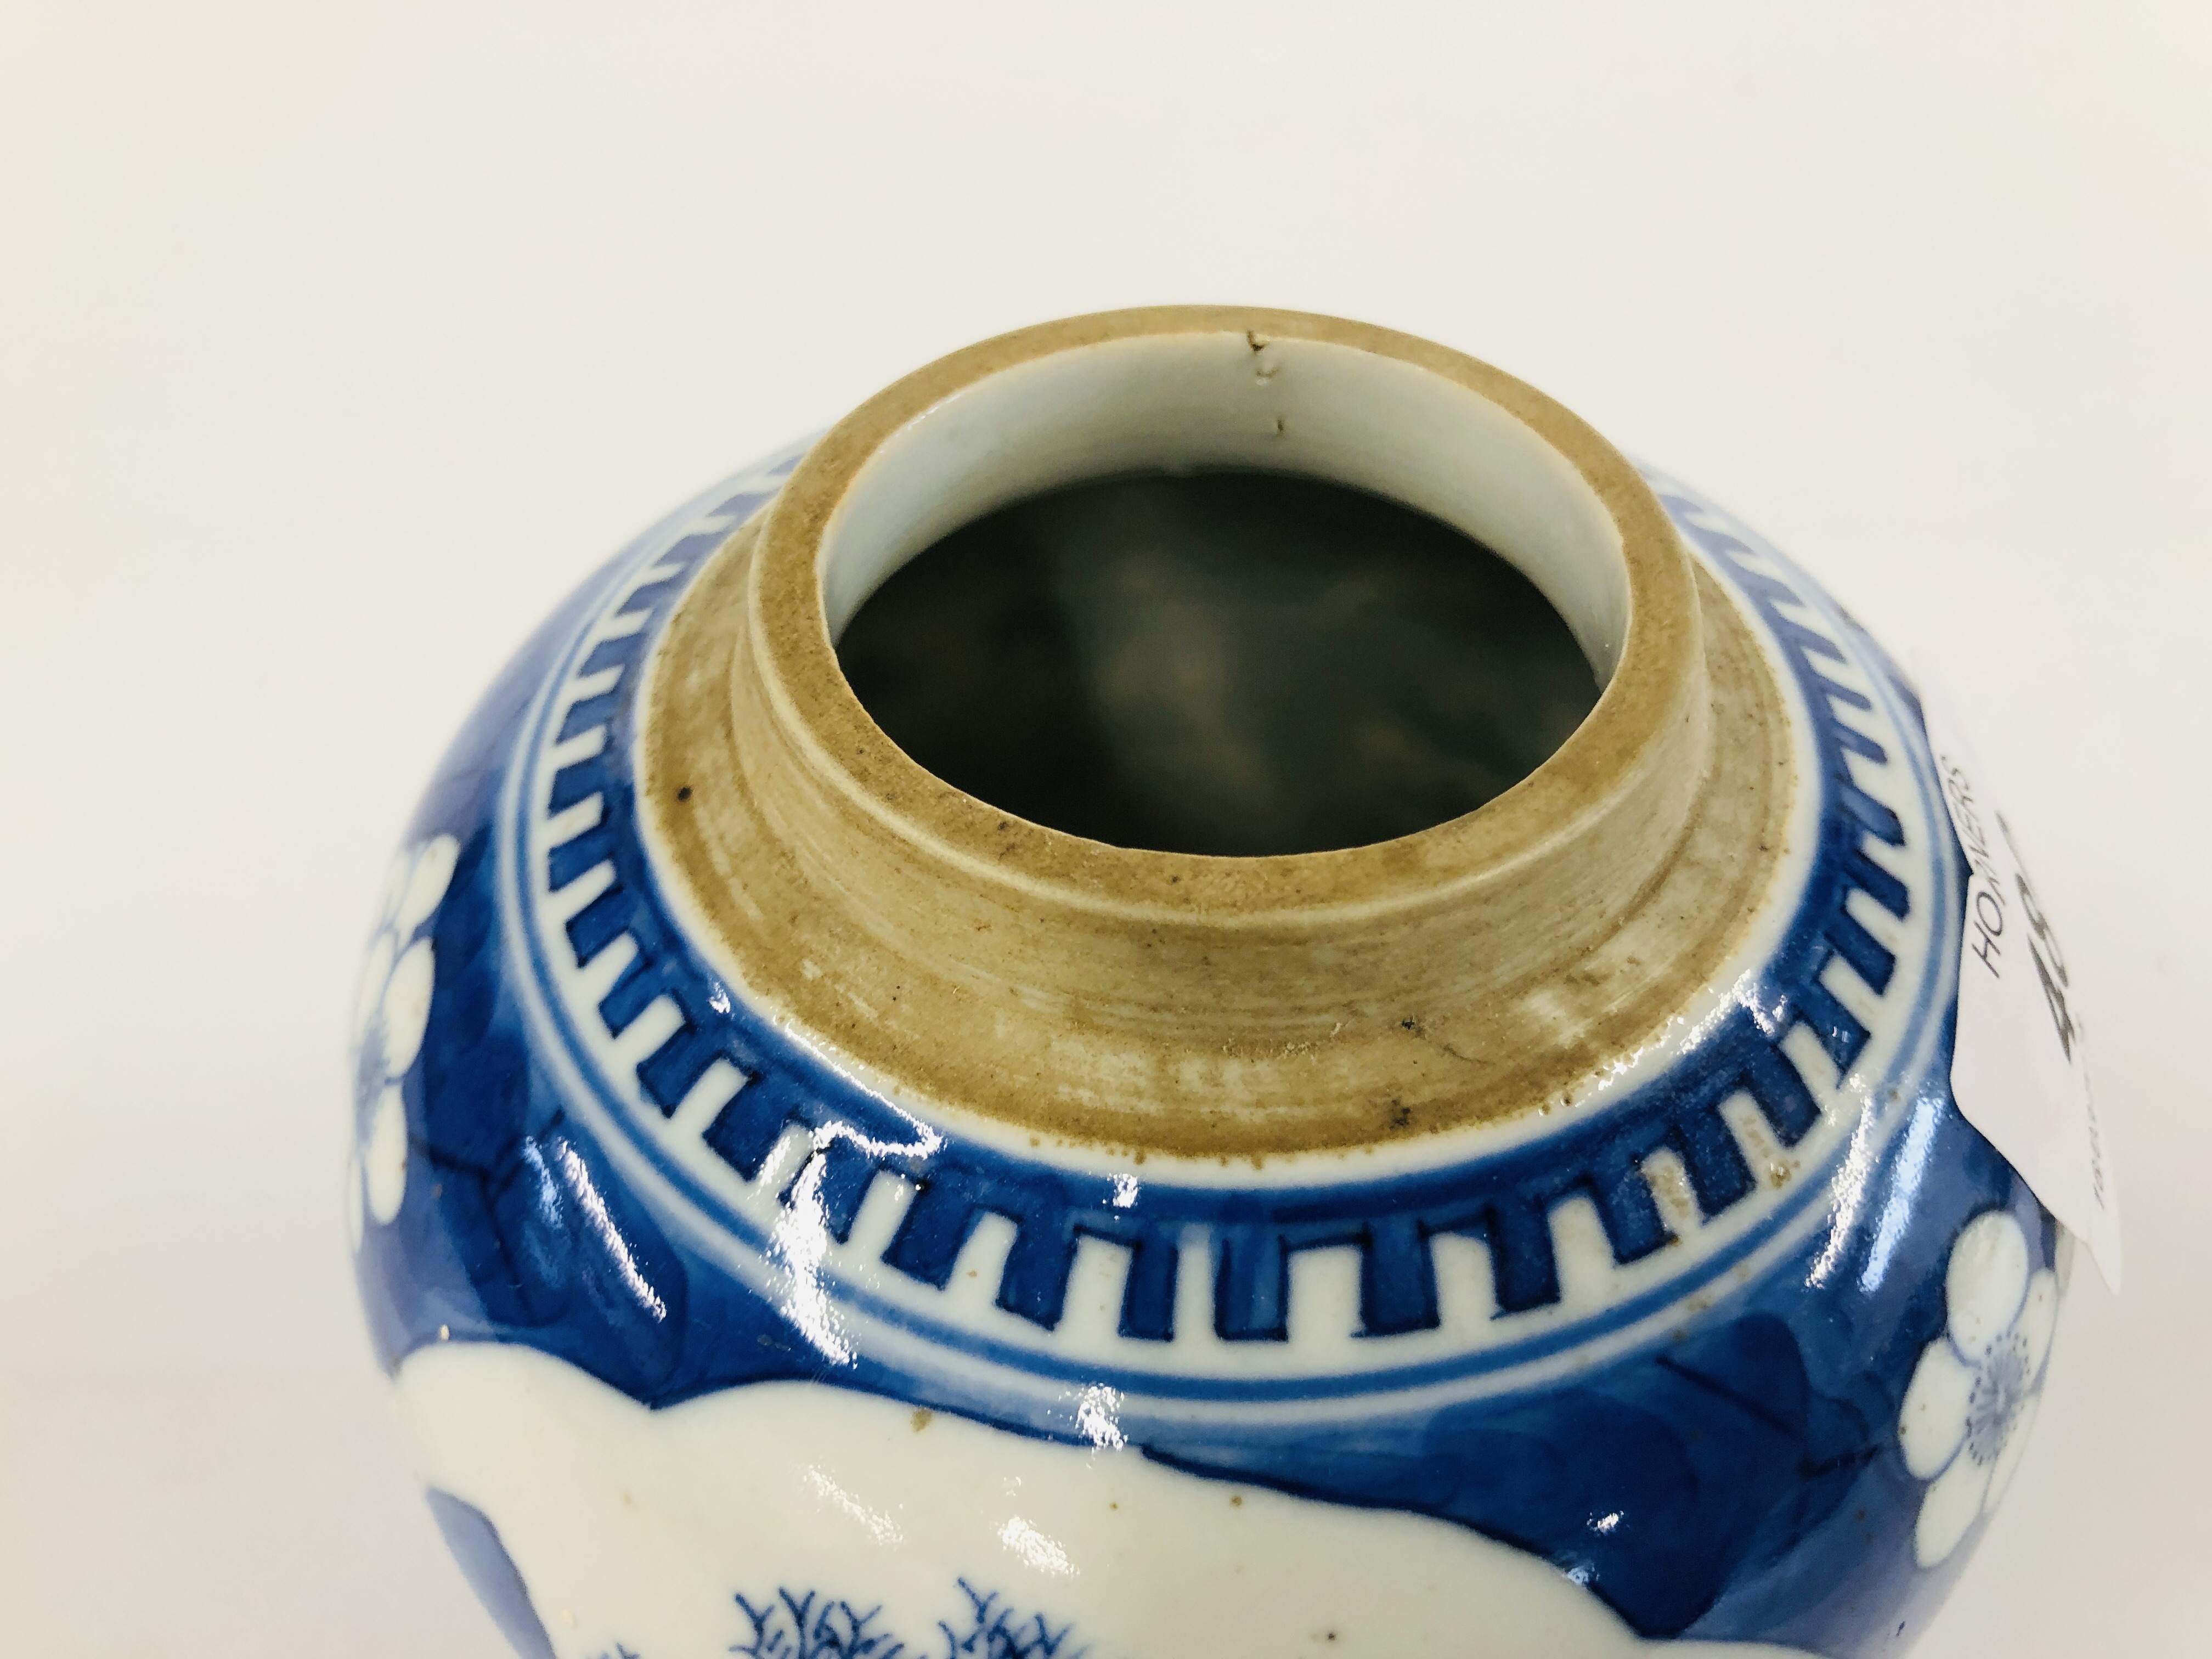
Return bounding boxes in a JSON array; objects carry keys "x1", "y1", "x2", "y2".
[
  {"x1": 837, "y1": 470, "x2": 1598, "y2": 857},
  {"x1": 817, "y1": 329, "x2": 1629, "y2": 858}
]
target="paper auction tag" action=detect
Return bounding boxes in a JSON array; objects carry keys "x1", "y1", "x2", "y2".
[{"x1": 1915, "y1": 667, "x2": 2120, "y2": 1290}]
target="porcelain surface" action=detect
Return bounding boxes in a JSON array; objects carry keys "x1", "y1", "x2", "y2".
[{"x1": 350, "y1": 313, "x2": 2063, "y2": 1658}]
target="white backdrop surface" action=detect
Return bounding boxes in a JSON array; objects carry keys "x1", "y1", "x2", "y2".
[{"x1": 2, "y1": 3, "x2": 2207, "y2": 1654}]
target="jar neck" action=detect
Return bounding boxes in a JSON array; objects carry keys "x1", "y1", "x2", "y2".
[{"x1": 643, "y1": 307, "x2": 1791, "y2": 1158}]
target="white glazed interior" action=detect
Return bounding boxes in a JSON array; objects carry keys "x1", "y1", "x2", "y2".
[{"x1": 817, "y1": 331, "x2": 1632, "y2": 684}]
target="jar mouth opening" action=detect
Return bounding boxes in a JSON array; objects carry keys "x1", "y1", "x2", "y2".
[{"x1": 748, "y1": 306, "x2": 1701, "y2": 912}]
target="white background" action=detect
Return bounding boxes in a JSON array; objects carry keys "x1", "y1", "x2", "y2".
[{"x1": 2, "y1": 3, "x2": 2207, "y2": 1654}]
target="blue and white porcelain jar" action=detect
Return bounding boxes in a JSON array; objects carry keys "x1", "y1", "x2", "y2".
[{"x1": 349, "y1": 308, "x2": 2068, "y2": 1658}]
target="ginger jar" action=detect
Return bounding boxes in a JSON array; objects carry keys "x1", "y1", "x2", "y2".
[{"x1": 347, "y1": 307, "x2": 2069, "y2": 1658}]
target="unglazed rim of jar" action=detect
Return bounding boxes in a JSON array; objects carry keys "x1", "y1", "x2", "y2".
[{"x1": 643, "y1": 306, "x2": 1794, "y2": 1158}]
